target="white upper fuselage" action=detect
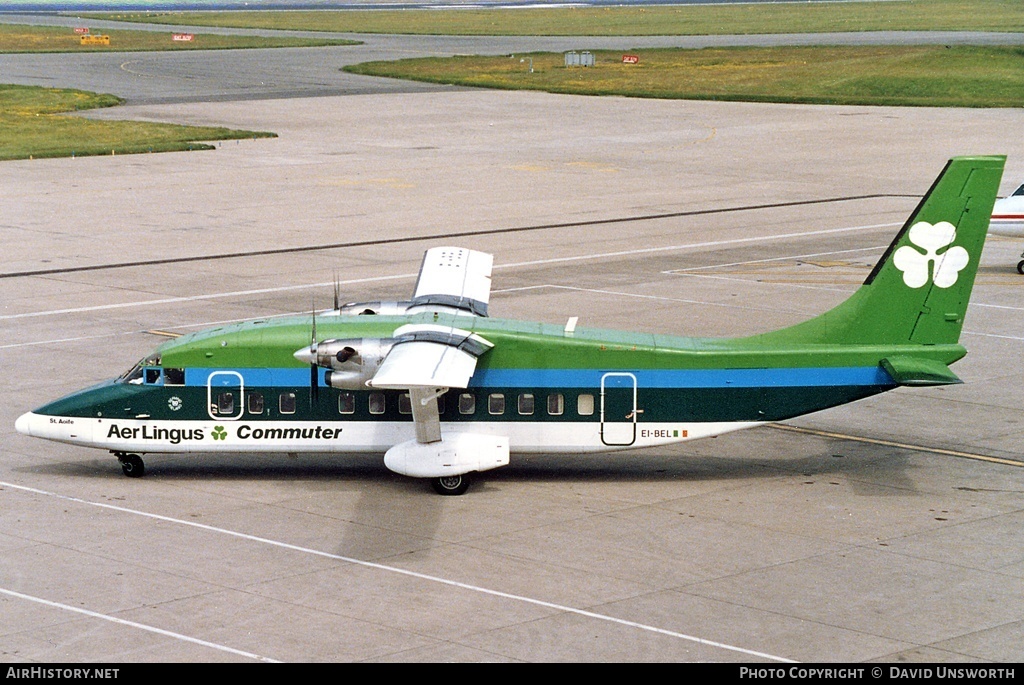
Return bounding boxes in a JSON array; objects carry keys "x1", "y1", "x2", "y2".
[{"x1": 989, "y1": 184, "x2": 1024, "y2": 237}]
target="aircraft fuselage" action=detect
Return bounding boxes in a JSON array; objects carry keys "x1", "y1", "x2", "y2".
[{"x1": 16, "y1": 312, "x2": 961, "y2": 456}]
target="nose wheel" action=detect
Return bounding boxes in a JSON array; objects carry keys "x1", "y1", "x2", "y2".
[
  {"x1": 1016, "y1": 260, "x2": 1024, "y2": 275},
  {"x1": 115, "y1": 453, "x2": 145, "y2": 478}
]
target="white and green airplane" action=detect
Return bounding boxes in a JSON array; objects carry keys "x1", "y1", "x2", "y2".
[
  {"x1": 988, "y1": 181, "x2": 1024, "y2": 272},
  {"x1": 15, "y1": 156, "x2": 1005, "y2": 495}
]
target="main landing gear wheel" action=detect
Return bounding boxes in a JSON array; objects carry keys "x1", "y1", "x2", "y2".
[
  {"x1": 1016, "y1": 260, "x2": 1024, "y2": 275},
  {"x1": 432, "y1": 474, "x2": 470, "y2": 496},
  {"x1": 117, "y1": 453, "x2": 145, "y2": 478}
]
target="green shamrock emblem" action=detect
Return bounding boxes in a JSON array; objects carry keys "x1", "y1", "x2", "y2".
[{"x1": 211, "y1": 425, "x2": 227, "y2": 441}]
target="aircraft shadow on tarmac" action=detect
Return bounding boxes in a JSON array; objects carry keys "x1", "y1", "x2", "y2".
[{"x1": 20, "y1": 434, "x2": 918, "y2": 494}]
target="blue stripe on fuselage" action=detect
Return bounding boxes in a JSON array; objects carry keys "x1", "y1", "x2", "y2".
[
  {"x1": 471, "y1": 367, "x2": 893, "y2": 388},
  {"x1": 178, "y1": 366, "x2": 895, "y2": 389}
]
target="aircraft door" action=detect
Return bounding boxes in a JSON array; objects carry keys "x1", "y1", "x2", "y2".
[
  {"x1": 600, "y1": 372, "x2": 637, "y2": 446},
  {"x1": 207, "y1": 371, "x2": 244, "y2": 421}
]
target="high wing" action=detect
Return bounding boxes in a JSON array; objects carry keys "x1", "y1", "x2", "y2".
[
  {"x1": 369, "y1": 323, "x2": 494, "y2": 390},
  {"x1": 366, "y1": 322, "x2": 491, "y2": 443},
  {"x1": 368, "y1": 323, "x2": 494, "y2": 443},
  {"x1": 406, "y1": 247, "x2": 493, "y2": 317},
  {"x1": 336, "y1": 246, "x2": 494, "y2": 317},
  {"x1": 369, "y1": 322, "x2": 508, "y2": 480},
  {"x1": 298, "y1": 247, "x2": 508, "y2": 482}
]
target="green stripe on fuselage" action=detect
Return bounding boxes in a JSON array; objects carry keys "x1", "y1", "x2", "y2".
[{"x1": 156, "y1": 312, "x2": 966, "y2": 372}]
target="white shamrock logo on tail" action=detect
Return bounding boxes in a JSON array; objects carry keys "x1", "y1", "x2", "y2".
[{"x1": 892, "y1": 221, "x2": 969, "y2": 289}]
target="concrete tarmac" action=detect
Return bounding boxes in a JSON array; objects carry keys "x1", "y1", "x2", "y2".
[{"x1": 1, "y1": 19, "x2": 1024, "y2": 664}]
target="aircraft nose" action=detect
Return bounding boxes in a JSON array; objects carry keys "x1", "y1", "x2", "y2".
[{"x1": 15, "y1": 412, "x2": 33, "y2": 437}]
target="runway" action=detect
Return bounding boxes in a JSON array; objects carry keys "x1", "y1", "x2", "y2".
[{"x1": 2, "y1": 14, "x2": 1024, "y2": 663}]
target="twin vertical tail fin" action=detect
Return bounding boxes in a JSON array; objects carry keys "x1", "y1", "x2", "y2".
[{"x1": 755, "y1": 155, "x2": 1005, "y2": 347}]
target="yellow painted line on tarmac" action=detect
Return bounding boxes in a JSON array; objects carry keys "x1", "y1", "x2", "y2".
[
  {"x1": 770, "y1": 423, "x2": 1024, "y2": 468},
  {"x1": 145, "y1": 329, "x2": 182, "y2": 338}
]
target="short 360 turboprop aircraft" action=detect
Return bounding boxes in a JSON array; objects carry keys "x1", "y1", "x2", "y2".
[{"x1": 16, "y1": 156, "x2": 1004, "y2": 495}]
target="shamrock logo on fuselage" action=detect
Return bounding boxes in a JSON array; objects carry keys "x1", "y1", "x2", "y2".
[
  {"x1": 211, "y1": 426, "x2": 227, "y2": 440},
  {"x1": 892, "y1": 221, "x2": 969, "y2": 289}
]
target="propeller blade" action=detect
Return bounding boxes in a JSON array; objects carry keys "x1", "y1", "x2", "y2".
[{"x1": 310, "y1": 305, "x2": 319, "y2": 406}]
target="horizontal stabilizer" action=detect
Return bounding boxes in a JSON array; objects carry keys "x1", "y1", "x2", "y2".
[{"x1": 881, "y1": 356, "x2": 962, "y2": 386}]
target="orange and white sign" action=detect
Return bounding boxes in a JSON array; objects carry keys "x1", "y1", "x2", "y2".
[
  {"x1": 74, "y1": 27, "x2": 89, "y2": 35},
  {"x1": 172, "y1": 33, "x2": 195, "y2": 42},
  {"x1": 622, "y1": 54, "x2": 640, "y2": 64}
]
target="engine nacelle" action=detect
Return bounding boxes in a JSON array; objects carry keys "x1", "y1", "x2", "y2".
[
  {"x1": 338, "y1": 301, "x2": 412, "y2": 316},
  {"x1": 316, "y1": 338, "x2": 395, "y2": 390}
]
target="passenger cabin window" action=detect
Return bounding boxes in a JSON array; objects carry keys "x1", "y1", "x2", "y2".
[
  {"x1": 368, "y1": 393, "x2": 386, "y2": 415},
  {"x1": 338, "y1": 392, "x2": 355, "y2": 415},
  {"x1": 247, "y1": 392, "x2": 264, "y2": 415},
  {"x1": 488, "y1": 393, "x2": 505, "y2": 415},
  {"x1": 577, "y1": 394, "x2": 595, "y2": 416},
  {"x1": 547, "y1": 393, "x2": 564, "y2": 416},
  {"x1": 217, "y1": 392, "x2": 235, "y2": 416},
  {"x1": 459, "y1": 393, "x2": 476, "y2": 415},
  {"x1": 279, "y1": 392, "x2": 296, "y2": 415},
  {"x1": 518, "y1": 393, "x2": 535, "y2": 415}
]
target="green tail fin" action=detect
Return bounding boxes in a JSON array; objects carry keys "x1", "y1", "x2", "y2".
[{"x1": 755, "y1": 155, "x2": 1005, "y2": 346}]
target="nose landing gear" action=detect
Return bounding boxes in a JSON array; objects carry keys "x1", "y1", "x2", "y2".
[{"x1": 114, "y1": 452, "x2": 145, "y2": 478}]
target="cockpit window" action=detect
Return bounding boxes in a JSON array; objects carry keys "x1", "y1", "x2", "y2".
[
  {"x1": 121, "y1": 353, "x2": 162, "y2": 384},
  {"x1": 1013, "y1": 184, "x2": 1024, "y2": 197},
  {"x1": 121, "y1": 362, "x2": 145, "y2": 384}
]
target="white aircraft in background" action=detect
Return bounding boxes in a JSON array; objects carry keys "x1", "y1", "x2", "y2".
[{"x1": 989, "y1": 183, "x2": 1024, "y2": 273}]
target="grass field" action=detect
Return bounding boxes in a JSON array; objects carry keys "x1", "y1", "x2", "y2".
[
  {"x1": 0, "y1": 22, "x2": 358, "y2": 53},
  {"x1": 0, "y1": 85, "x2": 275, "y2": 161},
  {"x1": 4, "y1": 1, "x2": 1020, "y2": 161},
  {"x1": 89, "y1": 0, "x2": 1024, "y2": 35},
  {"x1": 344, "y1": 45, "x2": 1024, "y2": 108}
]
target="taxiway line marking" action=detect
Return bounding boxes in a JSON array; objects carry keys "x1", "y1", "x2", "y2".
[
  {"x1": 0, "y1": 221, "x2": 901, "y2": 322},
  {"x1": 499, "y1": 284, "x2": 776, "y2": 314},
  {"x1": 662, "y1": 244, "x2": 887, "y2": 273},
  {"x1": 0, "y1": 480, "x2": 796, "y2": 664},
  {"x1": 0, "y1": 194, "x2": 910, "y2": 280},
  {"x1": 770, "y1": 424, "x2": 1024, "y2": 468},
  {"x1": 0, "y1": 586, "x2": 280, "y2": 663}
]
